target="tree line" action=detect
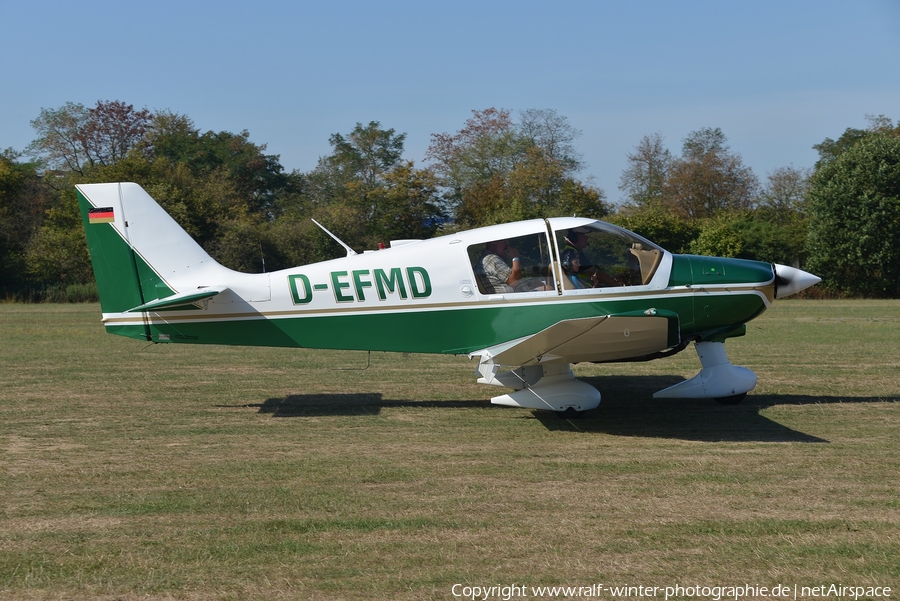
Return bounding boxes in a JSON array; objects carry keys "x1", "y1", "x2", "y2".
[{"x1": 1, "y1": 101, "x2": 898, "y2": 300}]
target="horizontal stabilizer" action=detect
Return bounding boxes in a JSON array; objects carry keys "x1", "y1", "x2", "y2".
[
  {"x1": 126, "y1": 287, "x2": 228, "y2": 312},
  {"x1": 474, "y1": 310, "x2": 680, "y2": 367}
]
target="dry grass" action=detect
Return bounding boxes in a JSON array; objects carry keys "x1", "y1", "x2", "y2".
[{"x1": 0, "y1": 301, "x2": 898, "y2": 600}]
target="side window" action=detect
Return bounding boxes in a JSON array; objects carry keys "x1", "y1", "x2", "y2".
[
  {"x1": 469, "y1": 233, "x2": 555, "y2": 294},
  {"x1": 556, "y1": 226, "x2": 663, "y2": 289}
]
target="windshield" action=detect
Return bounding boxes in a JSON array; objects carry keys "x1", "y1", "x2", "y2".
[{"x1": 555, "y1": 223, "x2": 664, "y2": 288}]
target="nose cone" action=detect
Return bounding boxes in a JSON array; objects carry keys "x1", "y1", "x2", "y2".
[{"x1": 774, "y1": 264, "x2": 821, "y2": 298}]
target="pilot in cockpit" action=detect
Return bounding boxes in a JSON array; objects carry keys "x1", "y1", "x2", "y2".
[
  {"x1": 560, "y1": 249, "x2": 588, "y2": 289},
  {"x1": 561, "y1": 231, "x2": 620, "y2": 288}
]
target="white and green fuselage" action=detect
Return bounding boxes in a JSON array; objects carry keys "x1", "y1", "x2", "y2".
[{"x1": 77, "y1": 183, "x2": 819, "y2": 413}]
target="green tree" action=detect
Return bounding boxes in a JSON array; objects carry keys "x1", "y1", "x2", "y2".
[
  {"x1": 144, "y1": 111, "x2": 287, "y2": 217},
  {"x1": 27, "y1": 101, "x2": 152, "y2": 176},
  {"x1": 618, "y1": 133, "x2": 672, "y2": 208},
  {"x1": 750, "y1": 166, "x2": 811, "y2": 266},
  {"x1": 806, "y1": 123, "x2": 900, "y2": 297},
  {"x1": 757, "y1": 166, "x2": 809, "y2": 219},
  {"x1": 318, "y1": 121, "x2": 408, "y2": 231},
  {"x1": 70, "y1": 109, "x2": 295, "y2": 269},
  {"x1": 25, "y1": 102, "x2": 90, "y2": 174},
  {"x1": 518, "y1": 108, "x2": 584, "y2": 173},
  {"x1": 688, "y1": 213, "x2": 745, "y2": 257},
  {"x1": 24, "y1": 191, "x2": 94, "y2": 289},
  {"x1": 363, "y1": 161, "x2": 445, "y2": 244},
  {"x1": 327, "y1": 121, "x2": 406, "y2": 190},
  {"x1": 609, "y1": 203, "x2": 698, "y2": 253},
  {"x1": 812, "y1": 114, "x2": 900, "y2": 168},
  {"x1": 427, "y1": 108, "x2": 523, "y2": 217},
  {"x1": 20, "y1": 100, "x2": 304, "y2": 285},
  {"x1": 267, "y1": 216, "x2": 338, "y2": 268},
  {"x1": 663, "y1": 127, "x2": 758, "y2": 219},
  {"x1": 733, "y1": 216, "x2": 807, "y2": 265},
  {"x1": 293, "y1": 121, "x2": 446, "y2": 252},
  {"x1": 426, "y1": 108, "x2": 608, "y2": 227},
  {"x1": 458, "y1": 146, "x2": 607, "y2": 225},
  {"x1": 0, "y1": 150, "x2": 56, "y2": 297},
  {"x1": 686, "y1": 211, "x2": 805, "y2": 265}
]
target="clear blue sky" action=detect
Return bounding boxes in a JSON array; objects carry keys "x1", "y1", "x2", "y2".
[{"x1": 2, "y1": 0, "x2": 898, "y2": 204}]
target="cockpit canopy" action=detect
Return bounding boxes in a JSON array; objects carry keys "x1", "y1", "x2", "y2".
[
  {"x1": 557, "y1": 221, "x2": 664, "y2": 288},
  {"x1": 467, "y1": 220, "x2": 665, "y2": 295}
]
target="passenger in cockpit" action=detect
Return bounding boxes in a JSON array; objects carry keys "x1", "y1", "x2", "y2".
[
  {"x1": 479, "y1": 239, "x2": 522, "y2": 294},
  {"x1": 477, "y1": 238, "x2": 552, "y2": 294}
]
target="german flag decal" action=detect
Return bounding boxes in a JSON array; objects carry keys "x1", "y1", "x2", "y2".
[{"x1": 89, "y1": 207, "x2": 115, "y2": 224}]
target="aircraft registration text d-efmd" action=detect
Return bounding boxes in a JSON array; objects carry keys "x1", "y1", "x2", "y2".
[{"x1": 77, "y1": 183, "x2": 820, "y2": 417}]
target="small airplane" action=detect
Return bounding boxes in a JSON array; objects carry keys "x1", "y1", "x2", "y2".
[{"x1": 76, "y1": 182, "x2": 820, "y2": 417}]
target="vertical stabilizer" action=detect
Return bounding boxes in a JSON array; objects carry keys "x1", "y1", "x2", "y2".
[{"x1": 76, "y1": 183, "x2": 218, "y2": 319}]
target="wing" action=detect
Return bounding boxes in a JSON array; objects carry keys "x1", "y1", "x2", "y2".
[{"x1": 472, "y1": 309, "x2": 680, "y2": 373}]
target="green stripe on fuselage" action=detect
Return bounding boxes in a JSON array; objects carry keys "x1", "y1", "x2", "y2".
[{"x1": 106, "y1": 290, "x2": 768, "y2": 355}]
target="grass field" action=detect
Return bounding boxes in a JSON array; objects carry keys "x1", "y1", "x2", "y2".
[{"x1": 1, "y1": 300, "x2": 898, "y2": 600}]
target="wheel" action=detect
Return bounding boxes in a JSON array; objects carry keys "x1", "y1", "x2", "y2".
[
  {"x1": 554, "y1": 407, "x2": 585, "y2": 419},
  {"x1": 714, "y1": 393, "x2": 747, "y2": 405}
]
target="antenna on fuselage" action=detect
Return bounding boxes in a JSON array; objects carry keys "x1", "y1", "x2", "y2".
[{"x1": 311, "y1": 218, "x2": 358, "y2": 257}]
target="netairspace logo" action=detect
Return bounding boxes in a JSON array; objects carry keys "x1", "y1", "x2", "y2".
[{"x1": 450, "y1": 582, "x2": 894, "y2": 600}]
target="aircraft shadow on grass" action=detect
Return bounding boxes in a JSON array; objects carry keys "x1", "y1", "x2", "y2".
[
  {"x1": 537, "y1": 375, "x2": 898, "y2": 443},
  {"x1": 250, "y1": 395, "x2": 486, "y2": 418},
  {"x1": 247, "y1": 376, "x2": 898, "y2": 444}
]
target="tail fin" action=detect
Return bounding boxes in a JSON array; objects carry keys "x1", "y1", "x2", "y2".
[{"x1": 76, "y1": 183, "x2": 219, "y2": 317}]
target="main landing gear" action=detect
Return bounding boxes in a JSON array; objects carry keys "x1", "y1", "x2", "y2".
[
  {"x1": 477, "y1": 363, "x2": 602, "y2": 415},
  {"x1": 475, "y1": 341, "x2": 756, "y2": 418}
]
